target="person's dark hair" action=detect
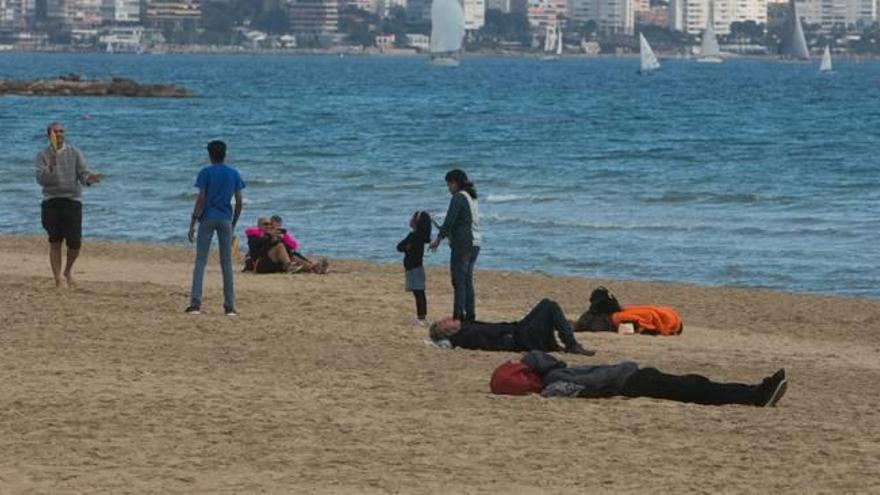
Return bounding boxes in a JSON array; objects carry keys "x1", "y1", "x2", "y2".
[
  {"x1": 270, "y1": 215, "x2": 283, "y2": 225},
  {"x1": 207, "y1": 140, "x2": 226, "y2": 163},
  {"x1": 413, "y1": 210, "x2": 432, "y2": 244},
  {"x1": 445, "y1": 169, "x2": 477, "y2": 199}
]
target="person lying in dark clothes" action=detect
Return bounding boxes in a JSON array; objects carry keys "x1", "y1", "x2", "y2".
[
  {"x1": 428, "y1": 298, "x2": 595, "y2": 355},
  {"x1": 490, "y1": 350, "x2": 788, "y2": 407}
]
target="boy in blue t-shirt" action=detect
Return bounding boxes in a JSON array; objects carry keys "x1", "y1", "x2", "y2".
[{"x1": 186, "y1": 140, "x2": 245, "y2": 316}]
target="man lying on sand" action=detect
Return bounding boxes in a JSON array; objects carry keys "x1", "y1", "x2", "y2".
[
  {"x1": 491, "y1": 350, "x2": 788, "y2": 407},
  {"x1": 429, "y1": 299, "x2": 595, "y2": 355}
]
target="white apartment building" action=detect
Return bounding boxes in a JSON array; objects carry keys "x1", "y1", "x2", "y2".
[
  {"x1": 569, "y1": 0, "x2": 634, "y2": 34},
  {"x1": 0, "y1": 0, "x2": 32, "y2": 27},
  {"x1": 463, "y1": 0, "x2": 485, "y2": 29},
  {"x1": 668, "y1": 0, "x2": 766, "y2": 35},
  {"x1": 796, "y1": 0, "x2": 876, "y2": 31},
  {"x1": 101, "y1": 0, "x2": 140, "y2": 23}
]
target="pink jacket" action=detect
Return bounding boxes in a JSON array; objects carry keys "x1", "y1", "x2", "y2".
[{"x1": 244, "y1": 226, "x2": 300, "y2": 252}]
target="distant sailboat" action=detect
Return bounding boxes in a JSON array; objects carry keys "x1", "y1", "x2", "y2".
[
  {"x1": 819, "y1": 44, "x2": 832, "y2": 72},
  {"x1": 556, "y1": 27, "x2": 563, "y2": 56},
  {"x1": 780, "y1": 0, "x2": 810, "y2": 61},
  {"x1": 697, "y1": 0, "x2": 722, "y2": 63},
  {"x1": 540, "y1": 25, "x2": 559, "y2": 60},
  {"x1": 430, "y1": 0, "x2": 465, "y2": 66},
  {"x1": 639, "y1": 33, "x2": 660, "y2": 74}
]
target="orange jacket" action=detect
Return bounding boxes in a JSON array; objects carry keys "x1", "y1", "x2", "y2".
[{"x1": 611, "y1": 306, "x2": 683, "y2": 336}]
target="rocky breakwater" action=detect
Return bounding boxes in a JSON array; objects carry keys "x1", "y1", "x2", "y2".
[{"x1": 0, "y1": 73, "x2": 194, "y2": 97}]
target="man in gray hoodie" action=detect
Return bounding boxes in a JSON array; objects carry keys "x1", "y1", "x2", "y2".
[{"x1": 34, "y1": 122, "x2": 102, "y2": 287}]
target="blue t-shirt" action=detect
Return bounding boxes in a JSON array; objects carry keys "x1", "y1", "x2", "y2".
[{"x1": 194, "y1": 164, "x2": 245, "y2": 221}]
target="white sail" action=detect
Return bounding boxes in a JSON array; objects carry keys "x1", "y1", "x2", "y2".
[
  {"x1": 820, "y1": 44, "x2": 832, "y2": 72},
  {"x1": 556, "y1": 26, "x2": 563, "y2": 55},
  {"x1": 781, "y1": 0, "x2": 810, "y2": 61},
  {"x1": 430, "y1": 0, "x2": 465, "y2": 55},
  {"x1": 639, "y1": 33, "x2": 660, "y2": 73},
  {"x1": 543, "y1": 25, "x2": 556, "y2": 53},
  {"x1": 698, "y1": 0, "x2": 722, "y2": 61}
]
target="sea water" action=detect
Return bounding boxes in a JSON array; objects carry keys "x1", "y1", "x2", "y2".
[{"x1": 1, "y1": 53, "x2": 878, "y2": 297}]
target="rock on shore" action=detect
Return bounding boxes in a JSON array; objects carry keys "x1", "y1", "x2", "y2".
[{"x1": 0, "y1": 74, "x2": 194, "y2": 97}]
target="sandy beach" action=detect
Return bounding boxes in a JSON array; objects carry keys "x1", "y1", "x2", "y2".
[{"x1": 1, "y1": 234, "x2": 878, "y2": 493}]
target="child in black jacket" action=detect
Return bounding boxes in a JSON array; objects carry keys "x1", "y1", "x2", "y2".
[{"x1": 396, "y1": 211, "x2": 432, "y2": 324}]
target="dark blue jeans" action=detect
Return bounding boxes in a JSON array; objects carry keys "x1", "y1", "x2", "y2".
[{"x1": 450, "y1": 245, "x2": 480, "y2": 321}]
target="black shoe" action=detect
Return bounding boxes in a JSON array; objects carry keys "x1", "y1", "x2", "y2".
[
  {"x1": 185, "y1": 305, "x2": 201, "y2": 315},
  {"x1": 565, "y1": 344, "x2": 596, "y2": 356},
  {"x1": 224, "y1": 307, "x2": 239, "y2": 317},
  {"x1": 756, "y1": 369, "x2": 787, "y2": 407}
]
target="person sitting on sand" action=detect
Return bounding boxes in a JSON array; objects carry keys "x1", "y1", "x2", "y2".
[
  {"x1": 243, "y1": 217, "x2": 328, "y2": 274},
  {"x1": 490, "y1": 350, "x2": 788, "y2": 408},
  {"x1": 428, "y1": 299, "x2": 595, "y2": 355}
]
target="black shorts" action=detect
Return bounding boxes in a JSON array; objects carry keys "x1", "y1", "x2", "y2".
[{"x1": 41, "y1": 198, "x2": 82, "y2": 249}]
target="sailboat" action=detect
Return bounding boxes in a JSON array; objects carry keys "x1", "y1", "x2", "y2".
[
  {"x1": 556, "y1": 26, "x2": 563, "y2": 56},
  {"x1": 697, "y1": 0, "x2": 722, "y2": 63},
  {"x1": 430, "y1": 0, "x2": 465, "y2": 66},
  {"x1": 819, "y1": 44, "x2": 832, "y2": 72},
  {"x1": 638, "y1": 33, "x2": 660, "y2": 74},
  {"x1": 779, "y1": 0, "x2": 810, "y2": 61},
  {"x1": 540, "y1": 25, "x2": 558, "y2": 60}
]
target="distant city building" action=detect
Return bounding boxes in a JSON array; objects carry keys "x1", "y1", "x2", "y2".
[
  {"x1": 144, "y1": 0, "x2": 200, "y2": 31},
  {"x1": 668, "y1": 0, "x2": 766, "y2": 35},
  {"x1": 797, "y1": 0, "x2": 876, "y2": 32},
  {"x1": 377, "y1": 0, "x2": 406, "y2": 16},
  {"x1": 289, "y1": 0, "x2": 339, "y2": 33},
  {"x1": 486, "y1": 0, "x2": 511, "y2": 11},
  {"x1": 569, "y1": 0, "x2": 634, "y2": 33},
  {"x1": 528, "y1": 0, "x2": 567, "y2": 32},
  {"x1": 375, "y1": 32, "x2": 394, "y2": 46},
  {"x1": 46, "y1": 0, "x2": 103, "y2": 27},
  {"x1": 636, "y1": 4, "x2": 667, "y2": 25},
  {"x1": 348, "y1": 0, "x2": 380, "y2": 13},
  {"x1": 463, "y1": 0, "x2": 484, "y2": 28},
  {"x1": 405, "y1": 0, "x2": 430, "y2": 21},
  {"x1": 406, "y1": 31, "x2": 429, "y2": 48},
  {"x1": 0, "y1": 0, "x2": 33, "y2": 28},
  {"x1": 101, "y1": 0, "x2": 139, "y2": 23}
]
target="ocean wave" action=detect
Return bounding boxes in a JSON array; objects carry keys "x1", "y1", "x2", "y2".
[
  {"x1": 482, "y1": 213, "x2": 709, "y2": 233},
  {"x1": 643, "y1": 191, "x2": 767, "y2": 205},
  {"x1": 485, "y1": 193, "x2": 558, "y2": 203}
]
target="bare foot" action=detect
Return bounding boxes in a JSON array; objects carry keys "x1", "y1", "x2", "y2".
[
  {"x1": 54, "y1": 277, "x2": 64, "y2": 288},
  {"x1": 64, "y1": 273, "x2": 76, "y2": 288}
]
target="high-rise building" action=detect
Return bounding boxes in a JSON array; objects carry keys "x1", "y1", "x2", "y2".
[
  {"x1": 406, "y1": 0, "x2": 429, "y2": 21},
  {"x1": 289, "y1": 0, "x2": 339, "y2": 33},
  {"x1": 0, "y1": 0, "x2": 33, "y2": 27},
  {"x1": 668, "y1": 0, "x2": 766, "y2": 35},
  {"x1": 463, "y1": 0, "x2": 484, "y2": 28},
  {"x1": 797, "y1": 0, "x2": 876, "y2": 31},
  {"x1": 569, "y1": 0, "x2": 634, "y2": 33},
  {"x1": 45, "y1": 0, "x2": 102, "y2": 26},
  {"x1": 101, "y1": 0, "x2": 139, "y2": 23},
  {"x1": 528, "y1": 0, "x2": 566, "y2": 32}
]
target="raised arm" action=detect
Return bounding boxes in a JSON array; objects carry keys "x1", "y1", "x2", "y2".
[{"x1": 34, "y1": 151, "x2": 57, "y2": 187}]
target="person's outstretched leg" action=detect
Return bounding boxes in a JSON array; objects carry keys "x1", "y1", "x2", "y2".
[
  {"x1": 188, "y1": 221, "x2": 213, "y2": 310},
  {"x1": 61, "y1": 201, "x2": 83, "y2": 287},
  {"x1": 620, "y1": 367, "x2": 786, "y2": 406},
  {"x1": 216, "y1": 220, "x2": 235, "y2": 313},
  {"x1": 464, "y1": 246, "x2": 480, "y2": 322},
  {"x1": 63, "y1": 247, "x2": 79, "y2": 286}
]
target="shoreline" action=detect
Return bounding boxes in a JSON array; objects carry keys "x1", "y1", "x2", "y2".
[
  {"x1": 3, "y1": 46, "x2": 879, "y2": 60},
  {"x1": 3, "y1": 233, "x2": 873, "y2": 302},
  {"x1": 2, "y1": 233, "x2": 879, "y2": 492}
]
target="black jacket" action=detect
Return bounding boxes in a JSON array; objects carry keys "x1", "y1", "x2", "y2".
[
  {"x1": 396, "y1": 232, "x2": 425, "y2": 271},
  {"x1": 449, "y1": 321, "x2": 563, "y2": 352}
]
